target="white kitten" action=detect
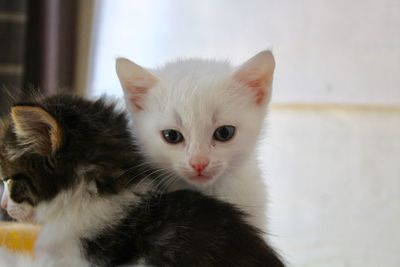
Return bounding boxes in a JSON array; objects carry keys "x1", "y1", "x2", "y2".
[{"x1": 116, "y1": 51, "x2": 275, "y2": 230}]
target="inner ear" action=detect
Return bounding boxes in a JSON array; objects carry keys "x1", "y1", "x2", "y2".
[
  {"x1": 233, "y1": 50, "x2": 275, "y2": 105},
  {"x1": 11, "y1": 106, "x2": 63, "y2": 155},
  {"x1": 115, "y1": 58, "x2": 159, "y2": 112}
]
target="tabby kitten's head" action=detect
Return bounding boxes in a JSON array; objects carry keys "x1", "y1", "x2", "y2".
[{"x1": 0, "y1": 95, "x2": 149, "y2": 223}]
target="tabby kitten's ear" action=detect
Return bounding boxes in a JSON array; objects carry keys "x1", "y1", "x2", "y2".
[
  {"x1": 11, "y1": 105, "x2": 63, "y2": 155},
  {"x1": 233, "y1": 50, "x2": 275, "y2": 105},
  {"x1": 116, "y1": 58, "x2": 159, "y2": 112}
]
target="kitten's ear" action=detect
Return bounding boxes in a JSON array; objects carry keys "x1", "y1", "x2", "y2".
[
  {"x1": 116, "y1": 58, "x2": 159, "y2": 112},
  {"x1": 233, "y1": 51, "x2": 275, "y2": 105},
  {"x1": 11, "y1": 106, "x2": 63, "y2": 155}
]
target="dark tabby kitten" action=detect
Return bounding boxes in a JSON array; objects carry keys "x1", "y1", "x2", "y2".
[{"x1": 0, "y1": 94, "x2": 284, "y2": 267}]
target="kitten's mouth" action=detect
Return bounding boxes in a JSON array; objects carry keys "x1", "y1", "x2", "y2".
[
  {"x1": 193, "y1": 174, "x2": 210, "y2": 181},
  {"x1": 180, "y1": 168, "x2": 222, "y2": 186},
  {"x1": 7, "y1": 205, "x2": 34, "y2": 223},
  {"x1": 8, "y1": 211, "x2": 33, "y2": 223},
  {"x1": 189, "y1": 173, "x2": 215, "y2": 185}
]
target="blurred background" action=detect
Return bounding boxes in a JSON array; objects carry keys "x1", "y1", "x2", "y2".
[{"x1": 0, "y1": 0, "x2": 399, "y2": 266}]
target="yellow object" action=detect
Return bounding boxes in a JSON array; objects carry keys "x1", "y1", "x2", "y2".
[{"x1": 0, "y1": 222, "x2": 40, "y2": 254}]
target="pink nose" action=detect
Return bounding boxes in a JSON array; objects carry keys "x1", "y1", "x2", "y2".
[
  {"x1": 1, "y1": 199, "x2": 7, "y2": 210},
  {"x1": 190, "y1": 160, "x2": 209, "y2": 174}
]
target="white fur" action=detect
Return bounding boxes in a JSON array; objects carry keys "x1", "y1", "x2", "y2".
[
  {"x1": 0, "y1": 247, "x2": 88, "y2": 267},
  {"x1": 0, "y1": 249, "x2": 146, "y2": 267},
  {"x1": 117, "y1": 51, "x2": 275, "y2": 231},
  {"x1": 0, "y1": 248, "x2": 145, "y2": 267},
  {"x1": 36, "y1": 182, "x2": 143, "y2": 265},
  {"x1": 1, "y1": 180, "x2": 33, "y2": 222},
  {"x1": 0, "y1": 180, "x2": 145, "y2": 266}
]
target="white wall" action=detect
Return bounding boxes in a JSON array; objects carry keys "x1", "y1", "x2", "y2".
[
  {"x1": 90, "y1": 0, "x2": 400, "y2": 105},
  {"x1": 263, "y1": 105, "x2": 400, "y2": 266},
  {"x1": 89, "y1": 1, "x2": 400, "y2": 266}
]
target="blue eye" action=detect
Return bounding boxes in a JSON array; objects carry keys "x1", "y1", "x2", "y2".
[
  {"x1": 161, "y1": 129, "x2": 184, "y2": 144},
  {"x1": 213, "y1": 125, "x2": 236, "y2": 142}
]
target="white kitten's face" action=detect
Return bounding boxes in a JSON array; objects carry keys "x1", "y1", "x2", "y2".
[
  {"x1": 1, "y1": 180, "x2": 34, "y2": 222},
  {"x1": 117, "y1": 51, "x2": 275, "y2": 187},
  {"x1": 133, "y1": 80, "x2": 265, "y2": 187}
]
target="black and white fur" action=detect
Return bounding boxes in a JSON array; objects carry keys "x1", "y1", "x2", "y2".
[{"x1": 0, "y1": 95, "x2": 284, "y2": 267}]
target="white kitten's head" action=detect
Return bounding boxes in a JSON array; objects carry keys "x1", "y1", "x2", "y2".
[{"x1": 116, "y1": 51, "x2": 275, "y2": 187}]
